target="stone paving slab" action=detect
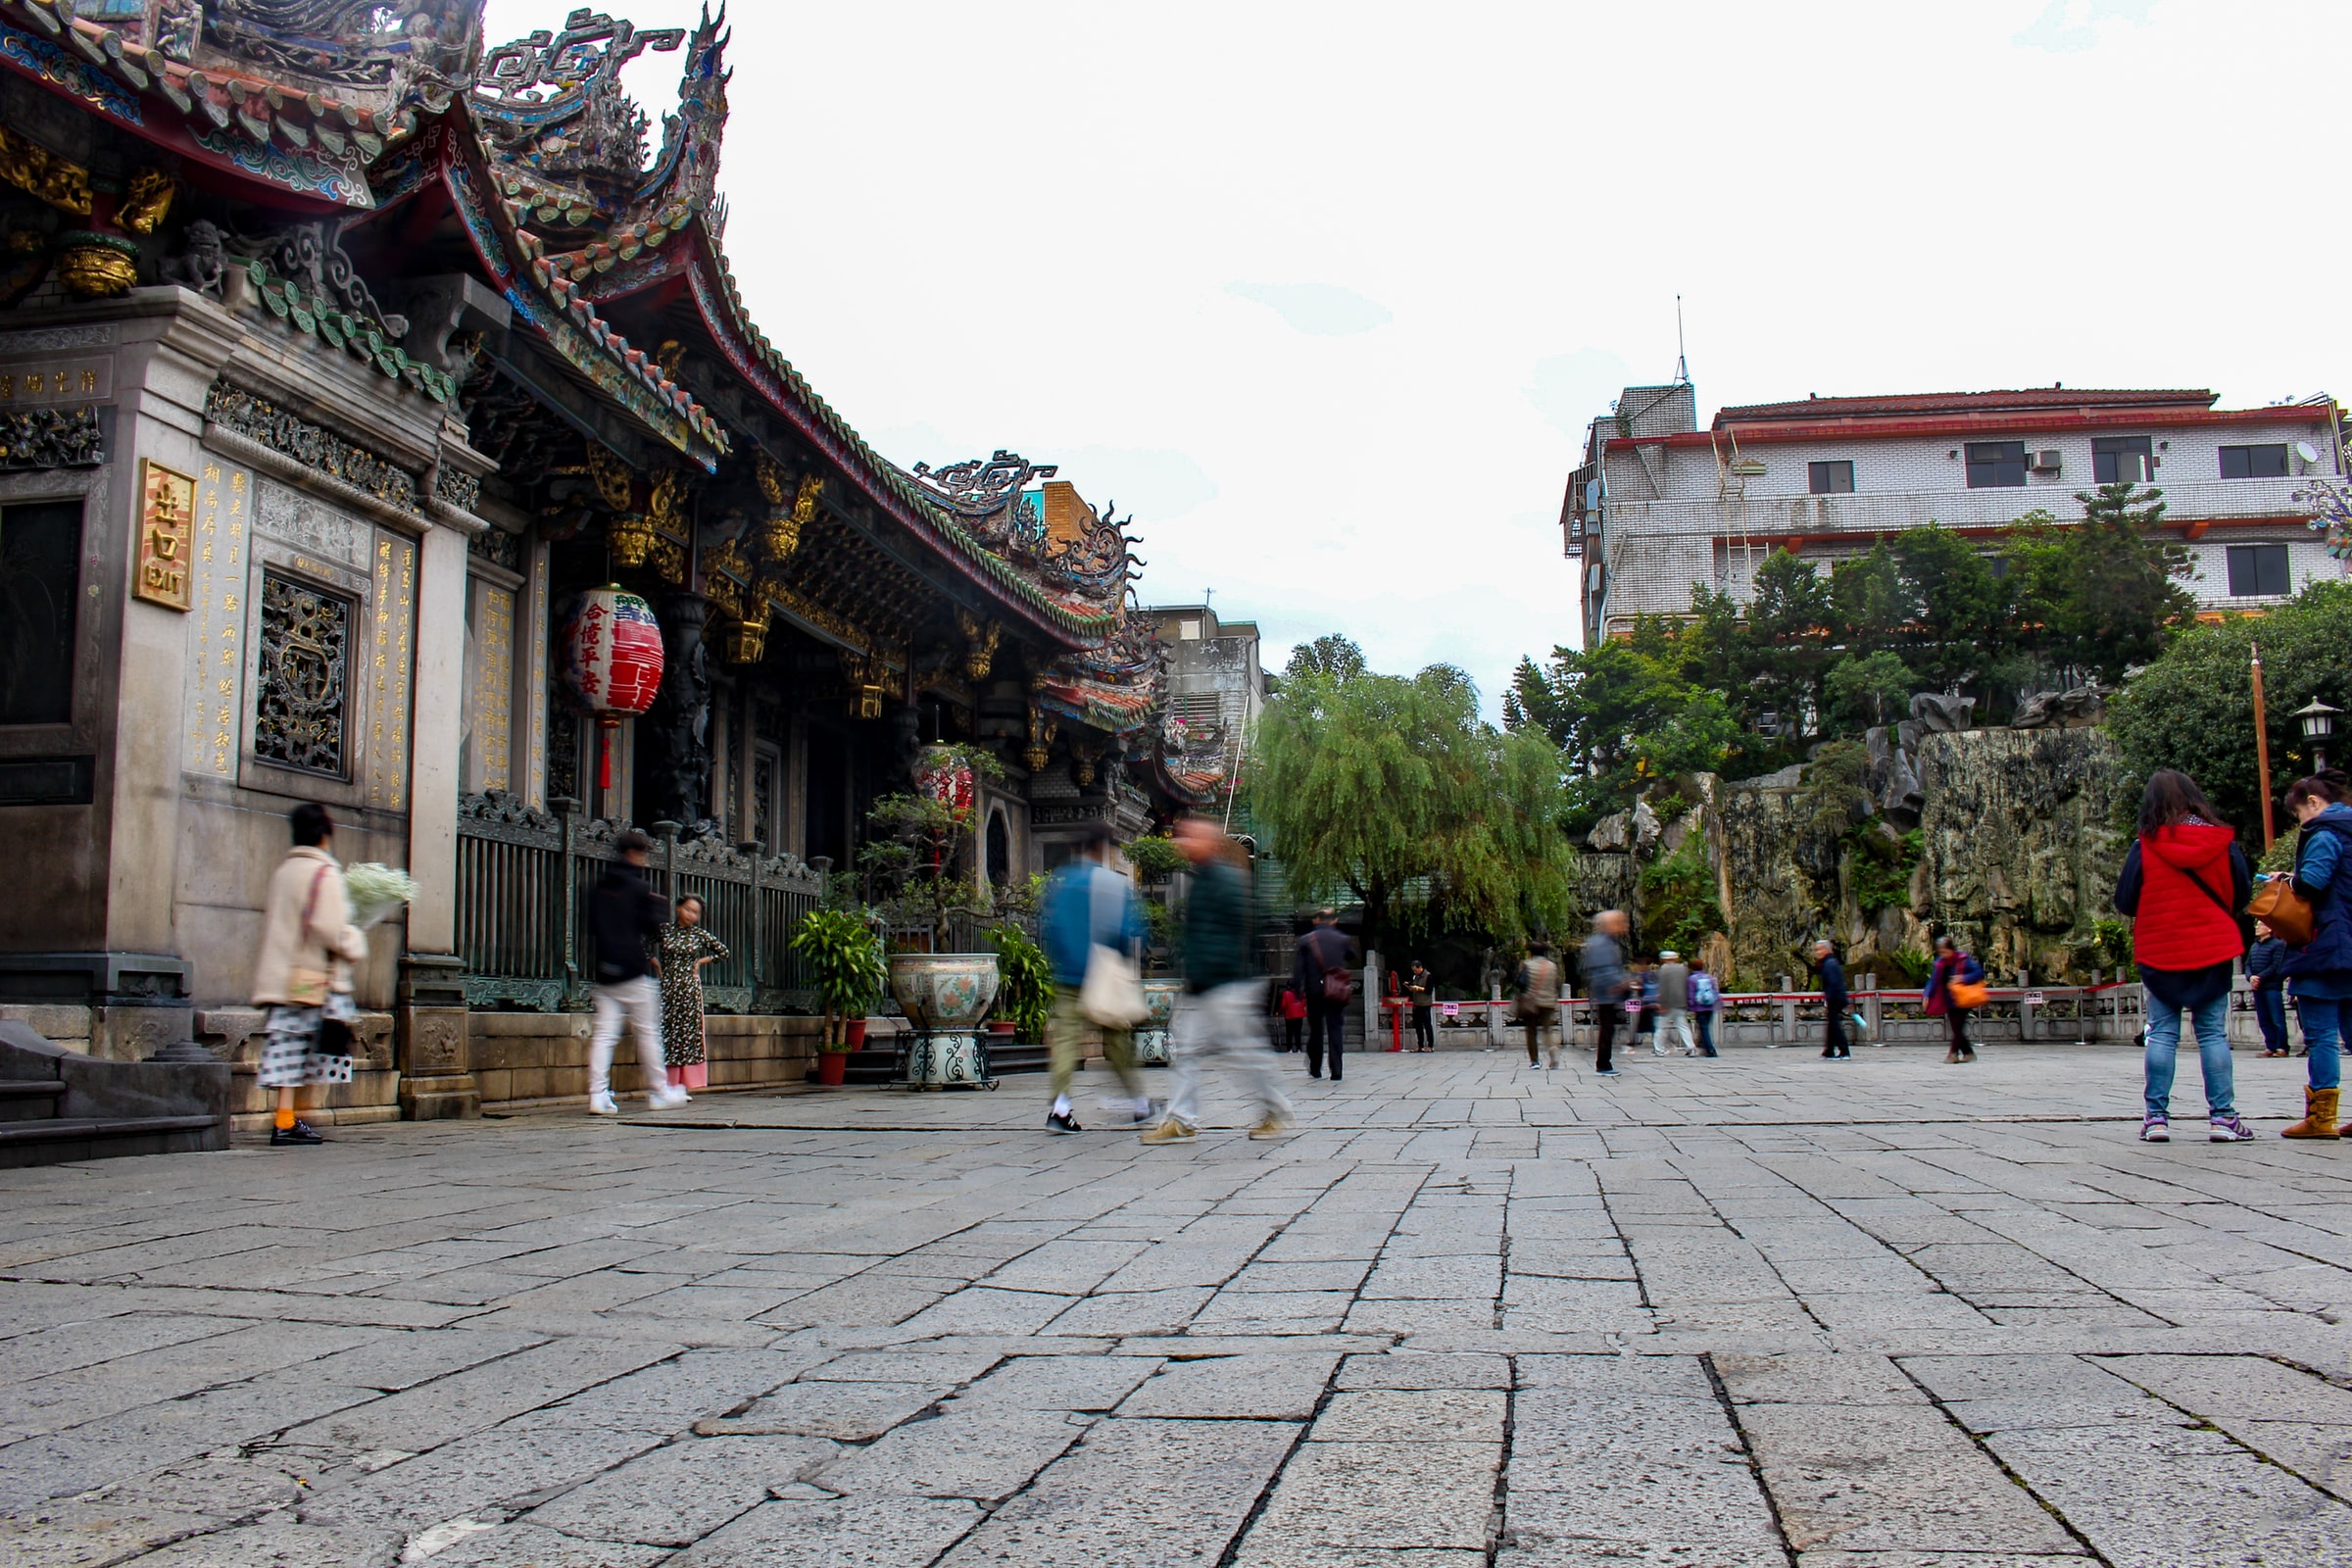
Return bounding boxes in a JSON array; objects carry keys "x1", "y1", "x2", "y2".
[{"x1": 5, "y1": 1047, "x2": 2352, "y2": 1563}]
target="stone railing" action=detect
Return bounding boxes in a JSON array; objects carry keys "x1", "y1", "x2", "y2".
[{"x1": 456, "y1": 791, "x2": 825, "y2": 1013}]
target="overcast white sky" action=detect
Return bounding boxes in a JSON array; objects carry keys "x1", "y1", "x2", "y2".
[{"x1": 483, "y1": 0, "x2": 2352, "y2": 710}]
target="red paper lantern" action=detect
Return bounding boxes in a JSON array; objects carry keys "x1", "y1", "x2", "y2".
[
  {"x1": 916, "y1": 745, "x2": 975, "y2": 823},
  {"x1": 564, "y1": 586, "x2": 664, "y2": 790}
]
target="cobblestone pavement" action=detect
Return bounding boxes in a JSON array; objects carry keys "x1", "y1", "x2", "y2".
[{"x1": 5, "y1": 1043, "x2": 2352, "y2": 1567}]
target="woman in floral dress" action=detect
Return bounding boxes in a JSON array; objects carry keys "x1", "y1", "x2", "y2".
[{"x1": 657, "y1": 895, "x2": 729, "y2": 1095}]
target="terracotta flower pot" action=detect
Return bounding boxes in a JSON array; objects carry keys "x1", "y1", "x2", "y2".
[
  {"x1": 814, "y1": 1051, "x2": 848, "y2": 1087},
  {"x1": 845, "y1": 1018, "x2": 868, "y2": 1050}
]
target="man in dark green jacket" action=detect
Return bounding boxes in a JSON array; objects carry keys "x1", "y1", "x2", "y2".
[{"x1": 1143, "y1": 815, "x2": 1295, "y2": 1144}]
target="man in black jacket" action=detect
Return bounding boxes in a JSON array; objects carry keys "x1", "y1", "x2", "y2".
[
  {"x1": 587, "y1": 829, "x2": 687, "y2": 1115},
  {"x1": 1813, "y1": 940, "x2": 1851, "y2": 1059},
  {"x1": 1293, "y1": 909, "x2": 1354, "y2": 1081},
  {"x1": 1142, "y1": 815, "x2": 1294, "y2": 1144}
]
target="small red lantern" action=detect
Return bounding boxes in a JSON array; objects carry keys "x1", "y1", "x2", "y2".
[{"x1": 564, "y1": 585, "x2": 664, "y2": 791}]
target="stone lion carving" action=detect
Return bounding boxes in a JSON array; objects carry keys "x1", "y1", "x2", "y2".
[{"x1": 163, "y1": 220, "x2": 225, "y2": 298}]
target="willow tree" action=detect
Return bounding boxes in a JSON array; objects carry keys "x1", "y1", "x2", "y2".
[{"x1": 1250, "y1": 649, "x2": 1575, "y2": 950}]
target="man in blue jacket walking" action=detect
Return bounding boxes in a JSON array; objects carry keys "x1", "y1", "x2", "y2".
[{"x1": 1040, "y1": 821, "x2": 1152, "y2": 1133}]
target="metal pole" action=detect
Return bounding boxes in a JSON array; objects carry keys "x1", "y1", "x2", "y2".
[{"x1": 2252, "y1": 642, "x2": 2276, "y2": 852}]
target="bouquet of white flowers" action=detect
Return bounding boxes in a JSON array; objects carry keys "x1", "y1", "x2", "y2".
[{"x1": 344, "y1": 861, "x2": 418, "y2": 930}]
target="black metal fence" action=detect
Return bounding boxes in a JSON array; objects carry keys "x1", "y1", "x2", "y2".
[{"x1": 456, "y1": 791, "x2": 826, "y2": 1012}]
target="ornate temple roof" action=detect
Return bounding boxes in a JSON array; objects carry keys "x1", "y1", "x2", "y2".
[{"x1": 0, "y1": 1, "x2": 1187, "y2": 749}]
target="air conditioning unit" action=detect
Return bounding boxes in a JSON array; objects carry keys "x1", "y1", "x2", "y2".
[{"x1": 2031, "y1": 450, "x2": 2063, "y2": 473}]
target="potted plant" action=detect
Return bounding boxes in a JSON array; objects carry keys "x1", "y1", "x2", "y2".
[
  {"x1": 791, "y1": 906, "x2": 886, "y2": 1086},
  {"x1": 859, "y1": 744, "x2": 1004, "y2": 1086},
  {"x1": 986, "y1": 920, "x2": 1052, "y2": 1044}
]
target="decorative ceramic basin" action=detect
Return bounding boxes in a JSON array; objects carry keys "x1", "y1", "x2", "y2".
[
  {"x1": 1135, "y1": 979, "x2": 1185, "y2": 1065},
  {"x1": 888, "y1": 953, "x2": 1001, "y2": 1088}
]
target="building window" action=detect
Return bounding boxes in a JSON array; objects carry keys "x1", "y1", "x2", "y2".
[
  {"x1": 2226, "y1": 544, "x2": 2291, "y2": 598},
  {"x1": 2092, "y1": 436, "x2": 2152, "y2": 484},
  {"x1": 1965, "y1": 441, "x2": 2028, "y2": 488},
  {"x1": 2220, "y1": 444, "x2": 2289, "y2": 479},
  {"x1": 986, "y1": 808, "x2": 1010, "y2": 887},
  {"x1": 1807, "y1": 460, "x2": 1855, "y2": 495},
  {"x1": 0, "y1": 500, "x2": 80, "y2": 726},
  {"x1": 253, "y1": 569, "x2": 353, "y2": 776}
]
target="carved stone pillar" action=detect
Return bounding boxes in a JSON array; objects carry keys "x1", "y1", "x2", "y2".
[
  {"x1": 647, "y1": 589, "x2": 711, "y2": 830},
  {"x1": 399, "y1": 522, "x2": 478, "y2": 1116}
]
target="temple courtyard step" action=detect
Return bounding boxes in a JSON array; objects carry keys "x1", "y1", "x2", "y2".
[{"x1": 985, "y1": 1042, "x2": 1049, "y2": 1075}]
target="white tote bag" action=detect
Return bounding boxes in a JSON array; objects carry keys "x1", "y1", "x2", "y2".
[{"x1": 1080, "y1": 943, "x2": 1149, "y2": 1027}]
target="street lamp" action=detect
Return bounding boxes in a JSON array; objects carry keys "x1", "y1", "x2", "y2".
[{"x1": 2296, "y1": 697, "x2": 2341, "y2": 773}]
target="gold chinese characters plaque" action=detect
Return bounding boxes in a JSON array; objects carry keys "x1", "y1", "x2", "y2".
[{"x1": 137, "y1": 459, "x2": 195, "y2": 611}]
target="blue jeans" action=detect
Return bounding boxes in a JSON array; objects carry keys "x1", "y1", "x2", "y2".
[
  {"x1": 2253, "y1": 987, "x2": 2287, "y2": 1053},
  {"x1": 2143, "y1": 991, "x2": 2234, "y2": 1119},
  {"x1": 1693, "y1": 1011, "x2": 1717, "y2": 1056},
  {"x1": 2294, "y1": 996, "x2": 2344, "y2": 1091}
]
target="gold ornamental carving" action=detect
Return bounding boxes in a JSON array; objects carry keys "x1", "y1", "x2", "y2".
[
  {"x1": 756, "y1": 460, "x2": 823, "y2": 566},
  {"x1": 607, "y1": 511, "x2": 655, "y2": 568},
  {"x1": 584, "y1": 443, "x2": 634, "y2": 510},
  {"x1": 1025, "y1": 703, "x2": 1057, "y2": 774},
  {"x1": 720, "y1": 604, "x2": 768, "y2": 664},
  {"x1": 838, "y1": 647, "x2": 889, "y2": 721},
  {"x1": 755, "y1": 449, "x2": 792, "y2": 508},
  {"x1": 119, "y1": 169, "x2": 176, "y2": 235},
  {"x1": 135, "y1": 459, "x2": 195, "y2": 611},
  {"x1": 648, "y1": 466, "x2": 693, "y2": 534},
  {"x1": 699, "y1": 536, "x2": 747, "y2": 618},
  {"x1": 56, "y1": 233, "x2": 137, "y2": 299},
  {"x1": 647, "y1": 534, "x2": 685, "y2": 584},
  {"x1": 0, "y1": 124, "x2": 91, "y2": 216},
  {"x1": 956, "y1": 609, "x2": 1002, "y2": 681}
]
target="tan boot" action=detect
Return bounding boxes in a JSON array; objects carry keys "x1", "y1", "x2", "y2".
[{"x1": 2281, "y1": 1087, "x2": 2341, "y2": 1140}]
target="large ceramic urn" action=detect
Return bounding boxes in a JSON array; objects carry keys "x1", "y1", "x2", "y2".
[
  {"x1": 1135, "y1": 979, "x2": 1185, "y2": 1065},
  {"x1": 888, "y1": 953, "x2": 1001, "y2": 1089}
]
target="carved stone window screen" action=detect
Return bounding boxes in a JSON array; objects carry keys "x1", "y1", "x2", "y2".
[{"x1": 254, "y1": 568, "x2": 353, "y2": 778}]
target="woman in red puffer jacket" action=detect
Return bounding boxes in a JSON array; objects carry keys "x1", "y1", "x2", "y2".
[{"x1": 2113, "y1": 769, "x2": 2253, "y2": 1145}]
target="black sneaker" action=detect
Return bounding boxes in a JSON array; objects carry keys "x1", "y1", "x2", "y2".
[
  {"x1": 270, "y1": 1120, "x2": 324, "y2": 1146},
  {"x1": 1046, "y1": 1110, "x2": 1081, "y2": 1134}
]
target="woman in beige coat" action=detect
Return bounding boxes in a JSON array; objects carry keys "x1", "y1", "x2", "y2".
[{"x1": 251, "y1": 803, "x2": 368, "y2": 1146}]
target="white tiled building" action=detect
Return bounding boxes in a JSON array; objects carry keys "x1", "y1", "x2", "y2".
[{"x1": 1562, "y1": 384, "x2": 2348, "y2": 644}]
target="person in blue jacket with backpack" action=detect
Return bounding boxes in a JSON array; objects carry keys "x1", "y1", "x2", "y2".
[
  {"x1": 1687, "y1": 956, "x2": 1720, "y2": 1057},
  {"x1": 1039, "y1": 820, "x2": 1152, "y2": 1134},
  {"x1": 2278, "y1": 772, "x2": 2352, "y2": 1139}
]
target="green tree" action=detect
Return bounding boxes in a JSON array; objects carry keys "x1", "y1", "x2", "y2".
[
  {"x1": 1824, "y1": 650, "x2": 1917, "y2": 731},
  {"x1": 1259, "y1": 656, "x2": 1574, "y2": 949},
  {"x1": 1507, "y1": 639, "x2": 1730, "y2": 814},
  {"x1": 1284, "y1": 633, "x2": 1367, "y2": 684},
  {"x1": 2109, "y1": 581, "x2": 2352, "y2": 839},
  {"x1": 2003, "y1": 487, "x2": 2194, "y2": 687},
  {"x1": 1744, "y1": 549, "x2": 1836, "y2": 751},
  {"x1": 1888, "y1": 525, "x2": 2006, "y2": 690}
]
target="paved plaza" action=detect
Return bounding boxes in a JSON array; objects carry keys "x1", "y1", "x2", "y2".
[{"x1": 4, "y1": 1041, "x2": 2351, "y2": 1567}]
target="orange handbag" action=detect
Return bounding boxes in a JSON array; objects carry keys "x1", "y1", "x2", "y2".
[
  {"x1": 1947, "y1": 977, "x2": 1990, "y2": 1010},
  {"x1": 2248, "y1": 875, "x2": 2316, "y2": 947}
]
